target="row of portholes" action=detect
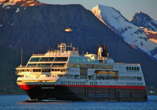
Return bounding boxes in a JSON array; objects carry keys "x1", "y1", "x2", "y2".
[
  {"x1": 120, "y1": 76, "x2": 142, "y2": 81},
  {"x1": 121, "y1": 72, "x2": 141, "y2": 74},
  {"x1": 69, "y1": 69, "x2": 79, "y2": 72},
  {"x1": 126, "y1": 82, "x2": 143, "y2": 86},
  {"x1": 90, "y1": 82, "x2": 97, "y2": 85},
  {"x1": 61, "y1": 81, "x2": 85, "y2": 85}
]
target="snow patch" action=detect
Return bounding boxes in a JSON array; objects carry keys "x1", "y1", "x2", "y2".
[
  {"x1": 5, "y1": 6, "x2": 10, "y2": 9},
  {"x1": 16, "y1": 8, "x2": 20, "y2": 13},
  {"x1": 0, "y1": 24, "x2": 3, "y2": 27}
]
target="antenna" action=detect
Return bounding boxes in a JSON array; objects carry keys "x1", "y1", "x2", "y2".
[{"x1": 21, "y1": 48, "x2": 23, "y2": 66}]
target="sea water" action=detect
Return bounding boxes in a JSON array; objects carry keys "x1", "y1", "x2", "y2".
[{"x1": 0, "y1": 95, "x2": 157, "y2": 110}]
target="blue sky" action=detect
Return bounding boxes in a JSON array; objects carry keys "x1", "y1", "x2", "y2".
[{"x1": 39, "y1": 0, "x2": 157, "y2": 21}]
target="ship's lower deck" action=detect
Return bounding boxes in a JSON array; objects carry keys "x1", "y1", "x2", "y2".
[{"x1": 19, "y1": 84, "x2": 147, "y2": 102}]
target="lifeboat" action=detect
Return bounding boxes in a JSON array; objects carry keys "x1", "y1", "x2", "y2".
[
  {"x1": 95, "y1": 70, "x2": 115, "y2": 77},
  {"x1": 112, "y1": 73, "x2": 119, "y2": 79}
]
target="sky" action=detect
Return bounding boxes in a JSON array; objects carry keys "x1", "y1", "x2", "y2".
[{"x1": 39, "y1": 0, "x2": 157, "y2": 21}]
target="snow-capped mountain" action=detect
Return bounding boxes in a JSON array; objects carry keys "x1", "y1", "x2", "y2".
[
  {"x1": 91, "y1": 4, "x2": 157, "y2": 61},
  {"x1": 0, "y1": 0, "x2": 44, "y2": 9},
  {"x1": 130, "y1": 12, "x2": 157, "y2": 32}
]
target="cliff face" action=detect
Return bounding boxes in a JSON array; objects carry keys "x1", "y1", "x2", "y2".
[{"x1": 0, "y1": 4, "x2": 157, "y2": 87}]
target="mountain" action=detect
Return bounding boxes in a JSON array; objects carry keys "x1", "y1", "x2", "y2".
[
  {"x1": 130, "y1": 12, "x2": 157, "y2": 32},
  {"x1": 0, "y1": 44, "x2": 30, "y2": 85},
  {"x1": 91, "y1": 4, "x2": 157, "y2": 62},
  {"x1": 0, "y1": 1, "x2": 157, "y2": 87}
]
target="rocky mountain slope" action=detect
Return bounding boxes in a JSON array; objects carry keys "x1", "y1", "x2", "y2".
[
  {"x1": 91, "y1": 4, "x2": 157, "y2": 62},
  {"x1": 130, "y1": 12, "x2": 157, "y2": 32},
  {"x1": 0, "y1": 1, "x2": 157, "y2": 87}
]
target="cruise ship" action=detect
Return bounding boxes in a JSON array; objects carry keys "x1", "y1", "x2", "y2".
[{"x1": 15, "y1": 43, "x2": 147, "y2": 101}]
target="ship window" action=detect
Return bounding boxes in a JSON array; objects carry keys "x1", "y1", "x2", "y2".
[
  {"x1": 69, "y1": 57, "x2": 80, "y2": 62},
  {"x1": 80, "y1": 58, "x2": 87, "y2": 63},
  {"x1": 68, "y1": 63, "x2": 80, "y2": 68},
  {"x1": 94, "y1": 82, "x2": 97, "y2": 85},
  {"x1": 61, "y1": 69, "x2": 66, "y2": 72},
  {"x1": 27, "y1": 64, "x2": 37, "y2": 67},
  {"x1": 104, "y1": 65, "x2": 113, "y2": 69},
  {"x1": 61, "y1": 81, "x2": 63, "y2": 85},
  {"x1": 126, "y1": 67, "x2": 140, "y2": 71},
  {"x1": 66, "y1": 75, "x2": 73, "y2": 79},
  {"x1": 120, "y1": 76, "x2": 122, "y2": 79},
  {"x1": 92, "y1": 60, "x2": 99, "y2": 63},
  {"x1": 87, "y1": 64, "x2": 92, "y2": 68},
  {"x1": 132, "y1": 67, "x2": 134, "y2": 70},
  {"x1": 42, "y1": 69, "x2": 50, "y2": 72},
  {"x1": 74, "y1": 75, "x2": 79, "y2": 79},
  {"x1": 30, "y1": 58, "x2": 40, "y2": 62},
  {"x1": 99, "y1": 65, "x2": 104, "y2": 68},
  {"x1": 127, "y1": 76, "x2": 131, "y2": 79},
  {"x1": 137, "y1": 77, "x2": 142, "y2": 81},
  {"x1": 54, "y1": 57, "x2": 68, "y2": 62},
  {"x1": 132, "y1": 76, "x2": 136, "y2": 80},
  {"x1": 40, "y1": 57, "x2": 54, "y2": 61},
  {"x1": 123, "y1": 76, "x2": 126, "y2": 79},
  {"x1": 87, "y1": 58, "x2": 92, "y2": 63},
  {"x1": 38, "y1": 63, "x2": 51, "y2": 67},
  {"x1": 141, "y1": 83, "x2": 143, "y2": 86},
  {"x1": 58, "y1": 75, "x2": 62, "y2": 77},
  {"x1": 93, "y1": 65, "x2": 99, "y2": 68},
  {"x1": 80, "y1": 64, "x2": 87, "y2": 68},
  {"x1": 33, "y1": 69, "x2": 41, "y2": 72},
  {"x1": 77, "y1": 81, "x2": 79, "y2": 85},
  {"x1": 53, "y1": 63, "x2": 66, "y2": 67}
]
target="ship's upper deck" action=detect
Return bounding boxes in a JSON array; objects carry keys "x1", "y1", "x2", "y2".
[{"x1": 16, "y1": 42, "x2": 141, "y2": 70}]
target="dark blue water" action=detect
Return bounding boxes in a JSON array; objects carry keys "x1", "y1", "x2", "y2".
[{"x1": 0, "y1": 95, "x2": 157, "y2": 110}]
